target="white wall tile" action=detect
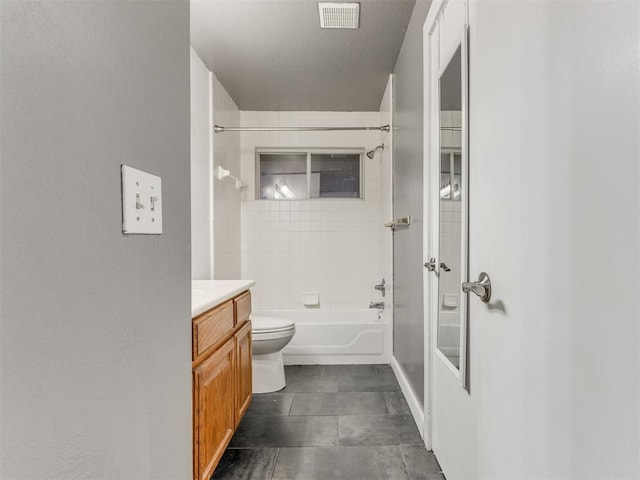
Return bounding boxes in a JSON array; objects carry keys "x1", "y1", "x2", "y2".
[{"x1": 240, "y1": 111, "x2": 390, "y2": 310}]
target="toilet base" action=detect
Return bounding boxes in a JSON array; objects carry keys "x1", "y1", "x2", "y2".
[{"x1": 252, "y1": 351, "x2": 286, "y2": 394}]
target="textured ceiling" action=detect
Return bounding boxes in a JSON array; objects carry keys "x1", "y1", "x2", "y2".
[{"x1": 191, "y1": 0, "x2": 417, "y2": 111}]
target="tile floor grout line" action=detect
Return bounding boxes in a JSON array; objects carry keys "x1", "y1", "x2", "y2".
[
  {"x1": 269, "y1": 447, "x2": 280, "y2": 480},
  {"x1": 287, "y1": 393, "x2": 294, "y2": 416}
]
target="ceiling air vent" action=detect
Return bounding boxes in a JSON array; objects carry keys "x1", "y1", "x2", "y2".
[{"x1": 318, "y1": 2, "x2": 360, "y2": 29}]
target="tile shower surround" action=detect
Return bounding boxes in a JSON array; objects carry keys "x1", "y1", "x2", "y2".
[
  {"x1": 240, "y1": 111, "x2": 391, "y2": 311},
  {"x1": 241, "y1": 199, "x2": 384, "y2": 310}
]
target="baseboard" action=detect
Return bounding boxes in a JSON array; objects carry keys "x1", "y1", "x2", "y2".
[{"x1": 390, "y1": 356, "x2": 425, "y2": 438}]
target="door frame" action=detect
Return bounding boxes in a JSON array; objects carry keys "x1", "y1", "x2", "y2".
[
  {"x1": 421, "y1": 0, "x2": 444, "y2": 449},
  {"x1": 422, "y1": 0, "x2": 469, "y2": 451}
]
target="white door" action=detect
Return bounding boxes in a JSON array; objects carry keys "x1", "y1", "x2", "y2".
[
  {"x1": 423, "y1": 1, "x2": 640, "y2": 478},
  {"x1": 424, "y1": 1, "x2": 477, "y2": 478}
]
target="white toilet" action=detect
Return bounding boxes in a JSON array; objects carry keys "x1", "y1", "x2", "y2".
[{"x1": 250, "y1": 315, "x2": 296, "y2": 394}]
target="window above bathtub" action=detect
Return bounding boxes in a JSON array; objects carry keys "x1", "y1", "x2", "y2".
[{"x1": 256, "y1": 148, "x2": 363, "y2": 200}]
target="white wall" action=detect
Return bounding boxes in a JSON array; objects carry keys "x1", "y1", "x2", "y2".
[
  {"x1": 240, "y1": 111, "x2": 388, "y2": 312},
  {"x1": 1, "y1": 2, "x2": 192, "y2": 478},
  {"x1": 391, "y1": 0, "x2": 432, "y2": 408},
  {"x1": 212, "y1": 76, "x2": 242, "y2": 279},
  {"x1": 191, "y1": 48, "x2": 214, "y2": 280},
  {"x1": 434, "y1": 1, "x2": 640, "y2": 478}
]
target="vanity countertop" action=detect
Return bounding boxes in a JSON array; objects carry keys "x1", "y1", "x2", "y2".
[{"x1": 192, "y1": 280, "x2": 255, "y2": 318}]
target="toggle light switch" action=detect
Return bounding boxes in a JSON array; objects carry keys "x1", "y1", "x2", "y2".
[{"x1": 121, "y1": 165, "x2": 162, "y2": 234}]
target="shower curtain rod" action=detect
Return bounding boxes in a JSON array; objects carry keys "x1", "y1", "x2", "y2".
[{"x1": 213, "y1": 124, "x2": 390, "y2": 133}]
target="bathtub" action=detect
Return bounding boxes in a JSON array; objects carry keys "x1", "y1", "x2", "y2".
[{"x1": 252, "y1": 309, "x2": 390, "y2": 365}]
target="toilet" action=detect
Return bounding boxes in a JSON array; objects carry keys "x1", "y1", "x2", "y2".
[{"x1": 250, "y1": 315, "x2": 296, "y2": 393}]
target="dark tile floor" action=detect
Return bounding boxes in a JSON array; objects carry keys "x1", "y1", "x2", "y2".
[{"x1": 211, "y1": 364, "x2": 445, "y2": 480}]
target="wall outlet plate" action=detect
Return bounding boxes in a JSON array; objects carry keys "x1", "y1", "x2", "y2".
[{"x1": 121, "y1": 165, "x2": 162, "y2": 234}]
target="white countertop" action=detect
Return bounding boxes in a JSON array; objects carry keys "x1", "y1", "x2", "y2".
[{"x1": 192, "y1": 280, "x2": 255, "y2": 318}]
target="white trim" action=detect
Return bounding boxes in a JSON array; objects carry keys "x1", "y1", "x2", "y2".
[
  {"x1": 434, "y1": 348, "x2": 460, "y2": 378},
  {"x1": 422, "y1": 0, "x2": 453, "y2": 452},
  {"x1": 256, "y1": 147, "x2": 364, "y2": 154},
  {"x1": 459, "y1": 24, "x2": 470, "y2": 391},
  {"x1": 431, "y1": 28, "x2": 470, "y2": 389},
  {"x1": 391, "y1": 356, "x2": 425, "y2": 438},
  {"x1": 254, "y1": 147, "x2": 365, "y2": 201},
  {"x1": 425, "y1": 0, "x2": 449, "y2": 36},
  {"x1": 208, "y1": 72, "x2": 215, "y2": 279},
  {"x1": 422, "y1": 0, "x2": 445, "y2": 452},
  {"x1": 387, "y1": 74, "x2": 395, "y2": 365}
]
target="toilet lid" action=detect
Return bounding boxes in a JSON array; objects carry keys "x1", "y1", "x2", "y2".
[{"x1": 251, "y1": 315, "x2": 295, "y2": 334}]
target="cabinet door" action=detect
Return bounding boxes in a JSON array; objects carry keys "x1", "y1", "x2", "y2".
[
  {"x1": 235, "y1": 321, "x2": 253, "y2": 424},
  {"x1": 193, "y1": 337, "x2": 235, "y2": 480}
]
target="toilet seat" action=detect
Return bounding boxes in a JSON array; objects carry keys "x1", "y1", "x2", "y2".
[
  {"x1": 251, "y1": 316, "x2": 295, "y2": 334},
  {"x1": 252, "y1": 329, "x2": 295, "y2": 343}
]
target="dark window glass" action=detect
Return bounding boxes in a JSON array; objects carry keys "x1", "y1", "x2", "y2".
[{"x1": 310, "y1": 153, "x2": 361, "y2": 198}]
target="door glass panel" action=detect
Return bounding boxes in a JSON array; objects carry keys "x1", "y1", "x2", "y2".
[{"x1": 436, "y1": 44, "x2": 466, "y2": 375}]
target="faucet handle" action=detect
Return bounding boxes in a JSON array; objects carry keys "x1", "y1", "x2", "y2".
[
  {"x1": 424, "y1": 257, "x2": 437, "y2": 272},
  {"x1": 374, "y1": 278, "x2": 386, "y2": 297}
]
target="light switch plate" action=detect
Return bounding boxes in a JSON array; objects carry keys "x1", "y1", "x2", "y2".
[{"x1": 121, "y1": 165, "x2": 162, "y2": 234}]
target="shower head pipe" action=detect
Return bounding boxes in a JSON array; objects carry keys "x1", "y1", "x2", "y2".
[{"x1": 366, "y1": 144, "x2": 385, "y2": 159}]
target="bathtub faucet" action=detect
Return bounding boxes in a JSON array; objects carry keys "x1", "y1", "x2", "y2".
[{"x1": 369, "y1": 302, "x2": 385, "y2": 309}]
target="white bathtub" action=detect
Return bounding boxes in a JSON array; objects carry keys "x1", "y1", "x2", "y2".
[{"x1": 252, "y1": 309, "x2": 390, "y2": 365}]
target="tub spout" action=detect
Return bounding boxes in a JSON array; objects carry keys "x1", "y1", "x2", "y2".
[{"x1": 369, "y1": 302, "x2": 385, "y2": 309}]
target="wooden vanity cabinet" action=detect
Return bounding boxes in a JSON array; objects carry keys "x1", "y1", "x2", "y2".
[
  {"x1": 193, "y1": 290, "x2": 252, "y2": 480},
  {"x1": 193, "y1": 337, "x2": 235, "y2": 480},
  {"x1": 234, "y1": 290, "x2": 251, "y2": 324},
  {"x1": 235, "y1": 320, "x2": 252, "y2": 424}
]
